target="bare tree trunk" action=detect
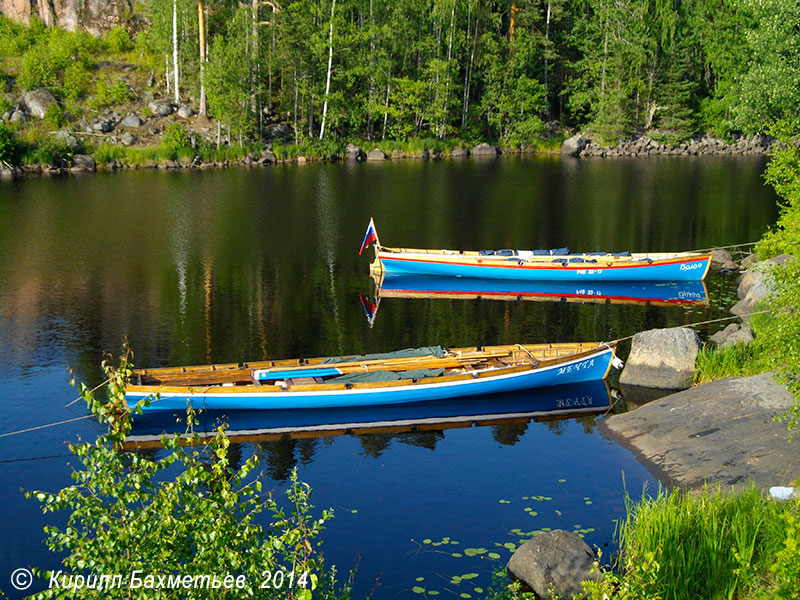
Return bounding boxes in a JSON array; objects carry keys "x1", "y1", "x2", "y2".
[
  {"x1": 319, "y1": 0, "x2": 336, "y2": 140},
  {"x1": 165, "y1": 52, "x2": 170, "y2": 97},
  {"x1": 440, "y1": 0, "x2": 456, "y2": 138},
  {"x1": 367, "y1": 0, "x2": 375, "y2": 140},
  {"x1": 173, "y1": 0, "x2": 180, "y2": 104},
  {"x1": 382, "y1": 78, "x2": 390, "y2": 140},
  {"x1": 198, "y1": 1, "x2": 207, "y2": 118},
  {"x1": 461, "y1": 5, "x2": 479, "y2": 130}
]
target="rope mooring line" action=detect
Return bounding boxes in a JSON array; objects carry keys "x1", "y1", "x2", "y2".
[
  {"x1": 64, "y1": 377, "x2": 111, "y2": 408},
  {"x1": 612, "y1": 310, "x2": 771, "y2": 344},
  {"x1": 0, "y1": 414, "x2": 97, "y2": 439},
  {"x1": 694, "y1": 241, "x2": 759, "y2": 253}
]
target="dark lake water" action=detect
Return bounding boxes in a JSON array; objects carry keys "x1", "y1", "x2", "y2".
[{"x1": 0, "y1": 156, "x2": 779, "y2": 598}]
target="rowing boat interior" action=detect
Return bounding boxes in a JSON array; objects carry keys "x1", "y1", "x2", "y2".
[
  {"x1": 130, "y1": 342, "x2": 613, "y2": 391},
  {"x1": 374, "y1": 246, "x2": 707, "y2": 267}
]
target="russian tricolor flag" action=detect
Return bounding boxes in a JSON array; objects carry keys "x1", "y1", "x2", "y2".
[{"x1": 359, "y1": 218, "x2": 378, "y2": 255}]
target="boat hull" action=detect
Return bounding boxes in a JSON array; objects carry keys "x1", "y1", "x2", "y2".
[
  {"x1": 126, "y1": 345, "x2": 615, "y2": 411},
  {"x1": 378, "y1": 252, "x2": 711, "y2": 282}
]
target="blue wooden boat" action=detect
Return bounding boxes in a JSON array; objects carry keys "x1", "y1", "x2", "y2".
[
  {"x1": 361, "y1": 220, "x2": 711, "y2": 282},
  {"x1": 125, "y1": 342, "x2": 618, "y2": 412}
]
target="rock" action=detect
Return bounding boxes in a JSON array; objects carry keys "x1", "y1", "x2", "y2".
[
  {"x1": 472, "y1": 143, "x2": 499, "y2": 156},
  {"x1": 450, "y1": 147, "x2": 469, "y2": 158},
  {"x1": 53, "y1": 130, "x2": 79, "y2": 150},
  {"x1": 561, "y1": 134, "x2": 586, "y2": 156},
  {"x1": 366, "y1": 148, "x2": 387, "y2": 161},
  {"x1": 711, "y1": 249, "x2": 737, "y2": 270},
  {"x1": 93, "y1": 118, "x2": 114, "y2": 133},
  {"x1": 619, "y1": 327, "x2": 702, "y2": 390},
  {"x1": 120, "y1": 132, "x2": 137, "y2": 146},
  {"x1": 148, "y1": 101, "x2": 174, "y2": 117},
  {"x1": 730, "y1": 256, "x2": 791, "y2": 317},
  {"x1": 9, "y1": 109, "x2": 28, "y2": 124},
  {"x1": 2, "y1": 111, "x2": 10, "y2": 122},
  {"x1": 0, "y1": 163, "x2": 16, "y2": 180},
  {"x1": 345, "y1": 143, "x2": 366, "y2": 161},
  {"x1": 71, "y1": 154, "x2": 96, "y2": 171},
  {"x1": 23, "y1": 88, "x2": 56, "y2": 118},
  {"x1": 603, "y1": 373, "x2": 799, "y2": 489},
  {"x1": 507, "y1": 530, "x2": 599, "y2": 599},
  {"x1": 177, "y1": 105, "x2": 194, "y2": 119},
  {"x1": 708, "y1": 323, "x2": 754, "y2": 348},
  {"x1": 121, "y1": 115, "x2": 143, "y2": 128},
  {"x1": 740, "y1": 253, "x2": 756, "y2": 269},
  {"x1": 260, "y1": 149, "x2": 277, "y2": 164}
]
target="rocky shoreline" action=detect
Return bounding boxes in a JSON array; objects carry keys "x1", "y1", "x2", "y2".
[
  {"x1": 561, "y1": 132, "x2": 775, "y2": 158},
  {"x1": 1, "y1": 86, "x2": 780, "y2": 181}
]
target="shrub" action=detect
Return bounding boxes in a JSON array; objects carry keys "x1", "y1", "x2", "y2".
[
  {"x1": 162, "y1": 122, "x2": 192, "y2": 160},
  {"x1": 105, "y1": 25, "x2": 134, "y2": 53},
  {"x1": 20, "y1": 135, "x2": 74, "y2": 165},
  {"x1": 26, "y1": 349, "x2": 353, "y2": 599},
  {"x1": 44, "y1": 102, "x2": 64, "y2": 129},
  {"x1": 17, "y1": 44, "x2": 60, "y2": 91},
  {"x1": 0, "y1": 123, "x2": 19, "y2": 165}
]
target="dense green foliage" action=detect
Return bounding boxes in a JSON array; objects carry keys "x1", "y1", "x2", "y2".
[
  {"x1": 4, "y1": 0, "x2": 800, "y2": 149},
  {"x1": 580, "y1": 486, "x2": 800, "y2": 600},
  {"x1": 0, "y1": 123, "x2": 17, "y2": 164},
  {"x1": 26, "y1": 352, "x2": 352, "y2": 599}
]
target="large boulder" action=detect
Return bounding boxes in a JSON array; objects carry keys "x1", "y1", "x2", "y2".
[
  {"x1": 148, "y1": 101, "x2": 174, "y2": 117},
  {"x1": 507, "y1": 530, "x2": 599, "y2": 599},
  {"x1": 619, "y1": 327, "x2": 702, "y2": 390},
  {"x1": 731, "y1": 256, "x2": 790, "y2": 317},
  {"x1": 120, "y1": 115, "x2": 143, "y2": 128},
  {"x1": 472, "y1": 143, "x2": 499, "y2": 156},
  {"x1": 711, "y1": 249, "x2": 738, "y2": 271},
  {"x1": 23, "y1": 88, "x2": 57, "y2": 118},
  {"x1": 450, "y1": 147, "x2": 469, "y2": 158},
  {"x1": 345, "y1": 143, "x2": 366, "y2": 161},
  {"x1": 708, "y1": 323, "x2": 755, "y2": 348},
  {"x1": 71, "y1": 154, "x2": 97, "y2": 171},
  {"x1": 561, "y1": 134, "x2": 586, "y2": 156},
  {"x1": 366, "y1": 147, "x2": 387, "y2": 161}
]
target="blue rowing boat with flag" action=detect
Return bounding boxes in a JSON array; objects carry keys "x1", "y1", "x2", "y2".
[{"x1": 360, "y1": 220, "x2": 711, "y2": 282}]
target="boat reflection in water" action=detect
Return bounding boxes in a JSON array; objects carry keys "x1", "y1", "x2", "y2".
[
  {"x1": 362, "y1": 273, "x2": 708, "y2": 325},
  {"x1": 124, "y1": 380, "x2": 613, "y2": 449}
]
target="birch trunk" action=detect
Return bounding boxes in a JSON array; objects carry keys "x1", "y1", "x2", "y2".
[
  {"x1": 319, "y1": 0, "x2": 336, "y2": 140},
  {"x1": 172, "y1": 0, "x2": 179, "y2": 104},
  {"x1": 198, "y1": 1, "x2": 207, "y2": 118}
]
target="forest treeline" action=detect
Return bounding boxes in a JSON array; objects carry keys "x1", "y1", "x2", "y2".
[{"x1": 2, "y1": 0, "x2": 800, "y2": 148}]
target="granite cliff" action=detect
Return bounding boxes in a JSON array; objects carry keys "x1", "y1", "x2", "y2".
[{"x1": 0, "y1": 0, "x2": 133, "y2": 35}]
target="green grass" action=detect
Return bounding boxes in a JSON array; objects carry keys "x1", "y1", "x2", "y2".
[
  {"x1": 581, "y1": 486, "x2": 800, "y2": 600},
  {"x1": 694, "y1": 311, "x2": 775, "y2": 384}
]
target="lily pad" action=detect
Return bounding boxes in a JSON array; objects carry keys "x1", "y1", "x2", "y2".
[
  {"x1": 416, "y1": 577, "x2": 425, "y2": 582},
  {"x1": 423, "y1": 538, "x2": 432, "y2": 544},
  {"x1": 460, "y1": 594, "x2": 472, "y2": 599},
  {"x1": 412, "y1": 586, "x2": 425, "y2": 594},
  {"x1": 473, "y1": 587, "x2": 484, "y2": 594},
  {"x1": 488, "y1": 552, "x2": 501, "y2": 559},
  {"x1": 463, "y1": 548, "x2": 487, "y2": 557},
  {"x1": 460, "y1": 573, "x2": 479, "y2": 580},
  {"x1": 451, "y1": 552, "x2": 463, "y2": 558},
  {"x1": 504, "y1": 542, "x2": 516, "y2": 551},
  {"x1": 558, "y1": 478, "x2": 567, "y2": 482}
]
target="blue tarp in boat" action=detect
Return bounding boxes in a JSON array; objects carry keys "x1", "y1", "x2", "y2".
[{"x1": 329, "y1": 368, "x2": 445, "y2": 384}]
